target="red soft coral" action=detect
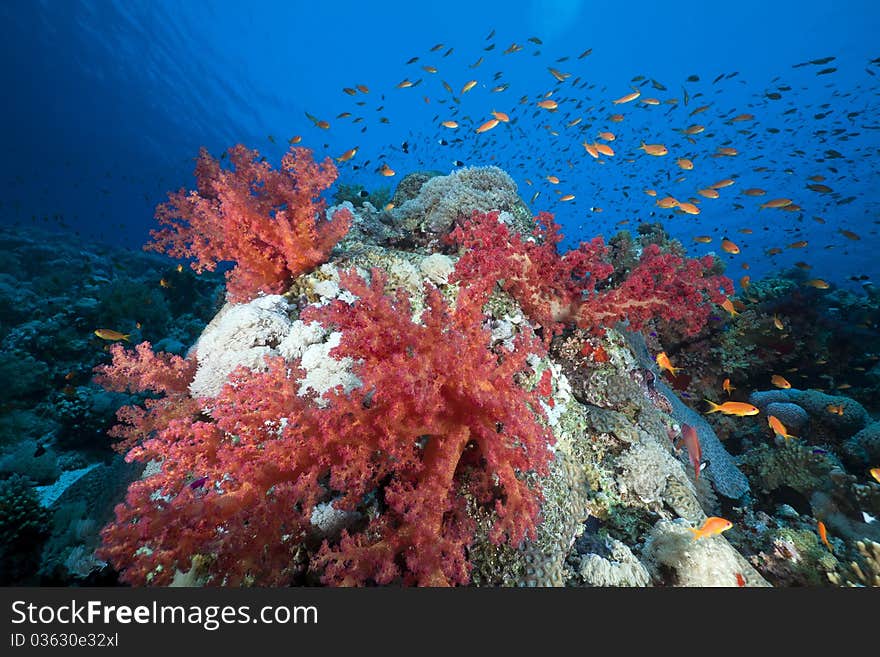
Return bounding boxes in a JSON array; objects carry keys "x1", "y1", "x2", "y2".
[
  {"x1": 146, "y1": 145, "x2": 352, "y2": 302},
  {"x1": 96, "y1": 269, "x2": 554, "y2": 587},
  {"x1": 450, "y1": 210, "x2": 731, "y2": 339},
  {"x1": 93, "y1": 342, "x2": 200, "y2": 454},
  {"x1": 301, "y1": 268, "x2": 554, "y2": 585}
]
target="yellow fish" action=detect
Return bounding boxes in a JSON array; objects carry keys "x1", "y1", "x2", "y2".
[
  {"x1": 461, "y1": 79, "x2": 477, "y2": 94},
  {"x1": 689, "y1": 517, "x2": 733, "y2": 540},
  {"x1": 870, "y1": 467, "x2": 880, "y2": 484},
  {"x1": 94, "y1": 329, "x2": 130, "y2": 342},
  {"x1": 723, "y1": 378, "x2": 735, "y2": 395}
]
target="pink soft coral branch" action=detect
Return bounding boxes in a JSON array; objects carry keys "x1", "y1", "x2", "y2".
[
  {"x1": 450, "y1": 210, "x2": 732, "y2": 339},
  {"x1": 146, "y1": 145, "x2": 352, "y2": 301}
]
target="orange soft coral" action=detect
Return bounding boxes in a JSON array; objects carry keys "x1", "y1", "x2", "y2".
[{"x1": 146, "y1": 145, "x2": 352, "y2": 301}]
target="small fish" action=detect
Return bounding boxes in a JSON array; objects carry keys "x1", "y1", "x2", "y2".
[
  {"x1": 159, "y1": 277, "x2": 171, "y2": 288},
  {"x1": 461, "y1": 79, "x2": 477, "y2": 94},
  {"x1": 760, "y1": 198, "x2": 793, "y2": 210},
  {"x1": 723, "y1": 378, "x2": 735, "y2": 396},
  {"x1": 693, "y1": 235, "x2": 712, "y2": 243},
  {"x1": 698, "y1": 188, "x2": 720, "y2": 199},
  {"x1": 680, "y1": 424, "x2": 702, "y2": 480},
  {"x1": 491, "y1": 110, "x2": 510, "y2": 122},
  {"x1": 827, "y1": 404, "x2": 845, "y2": 416},
  {"x1": 704, "y1": 400, "x2": 759, "y2": 416},
  {"x1": 94, "y1": 329, "x2": 130, "y2": 342},
  {"x1": 613, "y1": 90, "x2": 641, "y2": 104},
  {"x1": 656, "y1": 351, "x2": 681, "y2": 376},
  {"x1": 720, "y1": 297, "x2": 739, "y2": 317},
  {"x1": 537, "y1": 99, "x2": 558, "y2": 110},
  {"x1": 475, "y1": 118, "x2": 500, "y2": 133},
  {"x1": 689, "y1": 517, "x2": 733, "y2": 540},
  {"x1": 441, "y1": 120, "x2": 459, "y2": 129},
  {"x1": 677, "y1": 202, "x2": 700, "y2": 215},
  {"x1": 639, "y1": 142, "x2": 668, "y2": 156},
  {"x1": 768, "y1": 415, "x2": 797, "y2": 440},
  {"x1": 336, "y1": 147, "x2": 358, "y2": 162},
  {"x1": 817, "y1": 521, "x2": 832, "y2": 551},
  {"x1": 559, "y1": 194, "x2": 575, "y2": 202},
  {"x1": 773, "y1": 314, "x2": 784, "y2": 330},
  {"x1": 721, "y1": 238, "x2": 740, "y2": 255},
  {"x1": 676, "y1": 157, "x2": 694, "y2": 170},
  {"x1": 597, "y1": 131, "x2": 616, "y2": 141},
  {"x1": 189, "y1": 476, "x2": 208, "y2": 490},
  {"x1": 379, "y1": 164, "x2": 395, "y2": 177},
  {"x1": 771, "y1": 374, "x2": 791, "y2": 389},
  {"x1": 805, "y1": 279, "x2": 830, "y2": 289},
  {"x1": 870, "y1": 467, "x2": 880, "y2": 484},
  {"x1": 594, "y1": 142, "x2": 615, "y2": 157}
]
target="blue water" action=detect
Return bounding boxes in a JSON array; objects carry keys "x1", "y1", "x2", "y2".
[{"x1": 2, "y1": 0, "x2": 879, "y2": 287}]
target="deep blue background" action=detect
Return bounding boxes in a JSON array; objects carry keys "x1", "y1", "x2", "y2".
[{"x1": 1, "y1": 0, "x2": 878, "y2": 286}]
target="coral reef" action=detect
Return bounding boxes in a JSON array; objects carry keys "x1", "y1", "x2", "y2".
[
  {"x1": 146, "y1": 145, "x2": 352, "y2": 301},
  {"x1": 0, "y1": 475, "x2": 52, "y2": 584}
]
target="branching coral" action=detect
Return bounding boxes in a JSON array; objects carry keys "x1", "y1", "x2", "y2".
[
  {"x1": 146, "y1": 145, "x2": 352, "y2": 302},
  {"x1": 95, "y1": 268, "x2": 554, "y2": 586},
  {"x1": 450, "y1": 210, "x2": 732, "y2": 341},
  {"x1": 92, "y1": 342, "x2": 199, "y2": 454}
]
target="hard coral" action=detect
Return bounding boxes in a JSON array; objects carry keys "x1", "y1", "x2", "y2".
[
  {"x1": 95, "y1": 267, "x2": 554, "y2": 587},
  {"x1": 146, "y1": 145, "x2": 352, "y2": 302},
  {"x1": 450, "y1": 210, "x2": 732, "y2": 341}
]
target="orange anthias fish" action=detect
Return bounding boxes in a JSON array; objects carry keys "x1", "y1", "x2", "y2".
[
  {"x1": 680, "y1": 424, "x2": 702, "y2": 480},
  {"x1": 94, "y1": 329, "x2": 130, "y2": 342},
  {"x1": 817, "y1": 521, "x2": 833, "y2": 552},
  {"x1": 827, "y1": 404, "x2": 845, "y2": 416},
  {"x1": 870, "y1": 467, "x2": 880, "y2": 483},
  {"x1": 704, "y1": 400, "x2": 759, "y2": 416},
  {"x1": 771, "y1": 374, "x2": 791, "y2": 389},
  {"x1": 768, "y1": 415, "x2": 797, "y2": 440},
  {"x1": 640, "y1": 142, "x2": 668, "y2": 156},
  {"x1": 689, "y1": 517, "x2": 733, "y2": 540},
  {"x1": 336, "y1": 147, "x2": 358, "y2": 162},
  {"x1": 475, "y1": 118, "x2": 500, "y2": 133},
  {"x1": 721, "y1": 238, "x2": 740, "y2": 254},
  {"x1": 537, "y1": 99, "x2": 558, "y2": 110},
  {"x1": 613, "y1": 90, "x2": 641, "y2": 104},
  {"x1": 773, "y1": 314, "x2": 784, "y2": 330},
  {"x1": 720, "y1": 297, "x2": 739, "y2": 317},
  {"x1": 656, "y1": 351, "x2": 682, "y2": 376},
  {"x1": 723, "y1": 378, "x2": 736, "y2": 396}
]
